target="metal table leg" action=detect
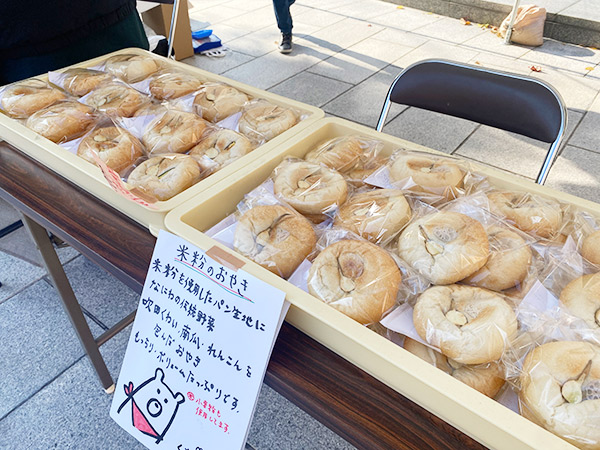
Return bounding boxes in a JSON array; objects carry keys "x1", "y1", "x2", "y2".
[{"x1": 21, "y1": 215, "x2": 115, "y2": 394}]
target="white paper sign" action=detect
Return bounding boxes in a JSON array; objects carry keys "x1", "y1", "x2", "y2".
[{"x1": 110, "y1": 230, "x2": 288, "y2": 450}]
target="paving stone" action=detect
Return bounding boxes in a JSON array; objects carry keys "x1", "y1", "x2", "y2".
[
  {"x1": 226, "y1": 27, "x2": 283, "y2": 57},
  {"x1": 382, "y1": 107, "x2": 480, "y2": 154},
  {"x1": 268, "y1": 72, "x2": 353, "y2": 107},
  {"x1": 530, "y1": 66, "x2": 600, "y2": 111},
  {"x1": 221, "y1": 5, "x2": 277, "y2": 32},
  {"x1": 339, "y1": 0, "x2": 400, "y2": 20},
  {"x1": 188, "y1": 4, "x2": 246, "y2": 25},
  {"x1": 323, "y1": 65, "x2": 408, "y2": 127},
  {"x1": 369, "y1": 6, "x2": 444, "y2": 32},
  {"x1": 370, "y1": 27, "x2": 430, "y2": 48},
  {"x1": 63, "y1": 256, "x2": 140, "y2": 330},
  {"x1": 568, "y1": 93, "x2": 600, "y2": 151},
  {"x1": 0, "y1": 227, "x2": 80, "y2": 268},
  {"x1": 455, "y1": 108, "x2": 584, "y2": 178},
  {"x1": 413, "y1": 16, "x2": 488, "y2": 44},
  {"x1": 394, "y1": 39, "x2": 480, "y2": 69},
  {"x1": 203, "y1": 23, "x2": 252, "y2": 44},
  {"x1": 247, "y1": 384, "x2": 356, "y2": 450},
  {"x1": 462, "y1": 30, "x2": 534, "y2": 59},
  {"x1": 519, "y1": 39, "x2": 600, "y2": 72},
  {"x1": 305, "y1": 17, "x2": 384, "y2": 52},
  {"x1": 0, "y1": 251, "x2": 45, "y2": 305},
  {"x1": 0, "y1": 197, "x2": 21, "y2": 230},
  {"x1": 0, "y1": 280, "x2": 102, "y2": 419},
  {"x1": 308, "y1": 38, "x2": 414, "y2": 84},
  {"x1": 467, "y1": 52, "x2": 536, "y2": 74},
  {"x1": 560, "y1": 0, "x2": 600, "y2": 20},
  {"x1": 546, "y1": 145, "x2": 600, "y2": 202},
  {"x1": 222, "y1": 0, "x2": 272, "y2": 11},
  {"x1": 294, "y1": 7, "x2": 346, "y2": 29},
  {"x1": 182, "y1": 51, "x2": 254, "y2": 75}
]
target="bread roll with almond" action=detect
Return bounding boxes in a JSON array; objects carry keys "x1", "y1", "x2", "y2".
[
  {"x1": 104, "y1": 54, "x2": 162, "y2": 83},
  {"x1": 77, "y1": 126, "x2": 144, "y2": 174},
  {"x1": 403, "y1": 337, "x2": 505, "y2": 398},
  {"x1": 273, "y1": 160, "x2": 348, "y2": 221},
  {"x1": 397, "y1": 211, "x2": 489, "y2": 285},
  {"x1": 61, "y1": 69, "x2": 113, "y2": 96},
  {"x1": 582, "y1": 231, "x2": 600, "y2": 266},
  {"x1": 143, "y1": 110, "x2": 208, "y2": 154},
  {"x1": 234, "y1": 205, "x2": 316, "y2": 279},
  {"x1": 26, "y1": 101, "x2": 98, "y2": 143},
  {"x1": 238, "y1": 100, "x2": 298, "y2": 142},
  {"x1": 149, "y1": 71, "x2": 204, "y2": 100},
  {"x1": 462, "y1": 225, "x2": 532, "y2": 291},
  {"x1": 560, "y1": 273, "x2": 600, "y2": 329},
  {"x1": 334, "y1": 189, "x2": 411, "y2": 244},
  {"x1": 127, "y1": 154, "x2": 202, "y2": 201},
  {"x1": 520, "y1": 341, "x2": 600, "y2": 450},
  {"x1": 189, "y1": 128, "x2": 253, "y2": 171},
  {"x1": 307, "y1": 240, "x2": 401, "y2": 324},
  {"x1": 304, "y1": 136, "x2": 365, "y2": 174},
  {"x1": 2, "y1": 80, "x2": 66, "y2": 118},
  {"x1": 413, "y1": 285, "x2": 517, "y2": 365},
  {"x1": 85, "y1": 82, "x2": 146, "y2": 117},
  {"x1": 487, "y1": 191, "x2": 562, "y2": 239},
  {"x1": 193, "y1": 83, "x2": 248, "y2": 122}
]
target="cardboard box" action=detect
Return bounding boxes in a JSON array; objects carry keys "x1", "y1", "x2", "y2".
[
  {"x1": 164, "y1": 117, "x2": 596, "y2": 449},
  {"x1": 0, "y1": 48, "x2": 324, "y2": 234},
  {"x1": 139, "y1": 0, "x2": 194, "y2": 60}
]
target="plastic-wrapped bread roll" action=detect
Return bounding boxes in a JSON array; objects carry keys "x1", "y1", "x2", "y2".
[
  {"x1": 307, "y1": 240, "x2": 401, "y2": 324},
  {"x1": 403, "y1": 337, "x2": 505, "y2": 398},
  {"x1": 273, "y1": 160, "x2": 348, "y2": 222},
  {"x1": 304, "y1": 136, "x2": 365, "y2": 174},
  {"x1": 189, "y1": 128, "x2": 253, "y2": 171},
  {"x1": 487, "y1": 191, "x2": 563, "y2": 239},
  {"x1": 126, "y1": 154, "x2": 204, "y2": 201},
  {"x1": 462, "y1": 225, "x2": 532, "y2": 292},
  {"x1": 234, "y1": 205, "x2": 316, "y2": 279},
  {"x1": 104, "y1": 53, "x2": 162, "y2": 83},
  {"x1": 143, "y1": 110, "x2": 208, "y2": 154},
  {"x1": 582, "y1": 231, "x2": 600, "y2": 266},
  {"x1": 520, "y1": 341, "x2": 600, "y2": 450},
  {"x1": 1, "y1": 80, "x2": 66, "y2": 118},
  {"x1": 559, "y1": 273, "x2": 600, "y2": 329},
  {"x1": 149, "y1": 71, "x2": 205, "y2": 100},
  {"x1": 238, "y1": 100, "x2": 298, "y2": 143},
  {"x1": 412, "y1": 284, "x2": 517, "y2": 365},
  {"x1": 84, "y1": 82, "x2": 147, "y2": 118},
  {"x1": 61, "y1": 68, "x2": 113, "y2": 96},
  {"x1": 77, "y1": 126, "x2": 144, "y2": 175},
  {"x1": 26, "y1": 101, "x2": 98, "y2": 143},
  {"x1": 193, "y1": 83, "x2": 249, "y2": 122},
  {"x1": 334, "y1": 189, "x2": 411, "y2": 245},
  {"x1": 397, "y1": 211, "x2": 489, "y2": 285}
]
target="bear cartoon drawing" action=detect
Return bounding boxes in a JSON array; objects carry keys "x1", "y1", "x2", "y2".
[{"x1": 117, "y1": 368, "x2": 185, "y2": 443}]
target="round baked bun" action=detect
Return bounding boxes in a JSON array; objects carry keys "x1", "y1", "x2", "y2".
[
  {"x1": 104, "y1": 54, "x2": 162, "y2": 83},
  {"x1": 238, "y1": 100, "x2": 298, "y2": 142},
  {"x1": 582, "y1": 231, "x2": 600, "y2": 266},
  {"x1": 61, "y1": 68, "x2": 113, "y2": 96},
  {"x1": 520, "y1": 341, "x2": 600, "y2": 450},
  {"x1": 149, "y1": 71, "x2": 204, "y2": 100},
  {"x1": 77, "y1": 126, "x2": 144, "y2": 174},
  {"x1": 304, "y1": 136, "x2": 365, "y2": 174},
  {"x1": 403, "y1": 337, "x2": 505, "y2": 398},
  {"x1": 1, "y1": 80, "x2": 66, "y2": 118},
  {"x1": 560, "y1": 273, "x2": 600, "y2": 329},
  {"x1": 389, "y1": 152, "x2": 464, "y2": 199},
  {"x1": 307, "y1": 240, "x2": 401, "y2": 324},
  {"x1": 234, "y1": 205, "x2": 316, "y2": 279},
  {"x1": 488, "y1": 191, "x2": 563, "y2": 239},
  {"x1": 85, "y1": 82, "x2": 146, "y2": 117},
  {"x1": 413, "y1": 285, "x2": 517, "y2": 365},
  {"x1": 462, "y1": 225, "x2": 532, "y2": 291},
  {"x1": 26, "y1": 101, "x2": 98, "y2": 143},
  {"x1": 397, "y1": 211, "x2": 489, "y2": 285},
  {"x1": 189, "y1": 128, "x2": 253, "y2": 171},
  {"x1": 334, "y1": 189, "x2": 411, "y2": 244},
  {"x1": 142, "y1": 110, "x2": 208, "y2": 154},
  {"x1": 273, "y1": 160, "x2": 348, "y2": 221},
  {"x1": 127, "y1": 154, "x2": 202, "y2": 201},
  {"x1": 193, "y1": 83, "x2": 249, "y2": 122}
]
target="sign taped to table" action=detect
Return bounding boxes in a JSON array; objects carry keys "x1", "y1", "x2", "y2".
[{"x1": 110, "y1": 230, "x2": 288, "y2": 450}]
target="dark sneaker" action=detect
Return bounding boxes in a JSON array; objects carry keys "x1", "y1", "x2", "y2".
[{"x1": 278, "y1": 33, "x2": 292, "y2": 54}]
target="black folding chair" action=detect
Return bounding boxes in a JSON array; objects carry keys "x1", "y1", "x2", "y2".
[{"x1": 376, "y1": 59, "x2": 567, "y2": 185}]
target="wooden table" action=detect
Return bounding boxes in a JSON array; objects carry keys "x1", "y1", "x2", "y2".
[{"x1": 0, "y1": 143, "x2": 486, "y2": 450}]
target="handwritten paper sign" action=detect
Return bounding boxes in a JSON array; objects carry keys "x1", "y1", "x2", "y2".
[{"x1": 110, "y1": 230, "x2": 288, "y2": 450}]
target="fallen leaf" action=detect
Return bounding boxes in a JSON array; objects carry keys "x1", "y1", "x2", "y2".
[
  {"x1": 474, "y1": 61, "x2": 481, "y2": 65},
  {"x1": 491, "y1": 26, "x2": 498, "y2": 32},
  {"x1": 590, "y1": 47, "x2": 598, "y2": 50},
  {"x1": 460, "y1": 18, "x2": 471, "y2": 25},
  {"x1": 367, "y1": 24, "x2": 372, "y2": 27},
  {"x1": 396, "y1": 5, "x2": 404, "y2": 9},
  {"x1": 530, "y1": 65, "x2": 542, "y2": 72},
  {"x1": 586, "y1": 66, "x2": 595, "y2": 71}
]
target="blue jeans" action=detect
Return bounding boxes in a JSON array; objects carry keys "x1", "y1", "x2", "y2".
[{"x1": 273, "y1": 0, "x2": 295, "y2": 35}]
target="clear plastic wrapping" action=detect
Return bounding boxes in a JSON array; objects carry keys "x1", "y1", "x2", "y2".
[
  {"x1": 25, "y1": 100, "x2": 99, "y2": 143},
  {"x1": 0, "y1": 79, "x2": 67, "y2": 118},
  {"x1": 192, "y1": 82, "x2": 250, "y2": 123},
  {"x1": 140, "y1": 109, "x2": 209, "y2": 154},
  {"x1": 272, "y1": 158, "x2": 348, "y2": 223},
  {"x1": 102, "y1": 53, "x2": 163, "y2": 83},
  {"x1": 188, "y1": 126, "x2": 255, "y2": 172},
  {"x1": 81, "y1": 81, "x2": 150, "y2": 118},
  {"x1": 238, "y1": 99, "x2": 300, "y2": 144},
  {"x1": 147, "y1": 70, "x2": 206, "y2": 101},
  {"x1": 49, "y1": 68, "x2": 114, "y2": 97}
]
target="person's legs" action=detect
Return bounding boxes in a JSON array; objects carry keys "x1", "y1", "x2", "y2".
[{"x1": 273, "y1": 0, "x2": 294, "y2": 53}]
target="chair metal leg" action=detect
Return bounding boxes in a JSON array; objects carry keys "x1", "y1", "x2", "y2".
[
  {"x1": 167, "y1": 0, "x2": 181, "y2": 59},
  {"x1": 21, "y1": 215, "x2": 115, "y2": 394}
]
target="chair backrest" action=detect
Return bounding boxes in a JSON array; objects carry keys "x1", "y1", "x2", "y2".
[{"x1": 376, "y1": 59, "x2": 567, "y2": 184}]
